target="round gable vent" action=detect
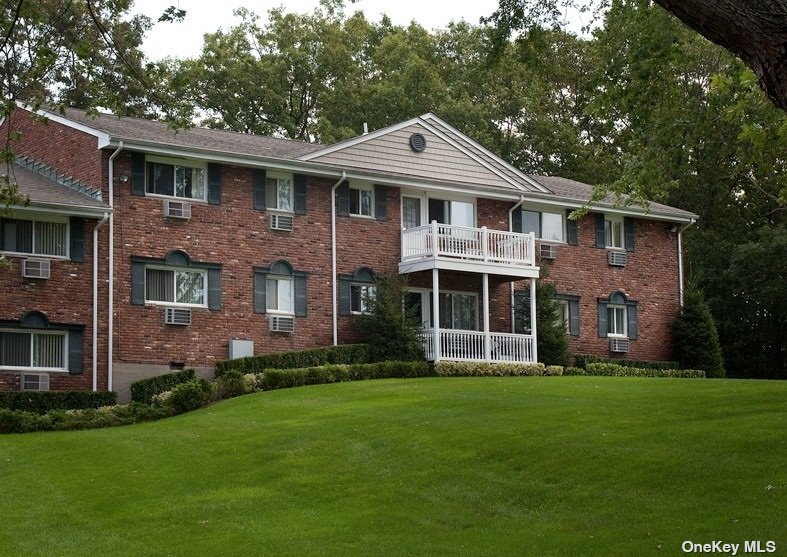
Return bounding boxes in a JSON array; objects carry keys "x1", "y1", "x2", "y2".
[{"x1": 409, "y1": 133, "x2": 427, "y2": 152}]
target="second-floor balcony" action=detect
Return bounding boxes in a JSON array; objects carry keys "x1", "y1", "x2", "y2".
[{"x1": 399, "y1": 222, "x2": 540, "y2": 277}]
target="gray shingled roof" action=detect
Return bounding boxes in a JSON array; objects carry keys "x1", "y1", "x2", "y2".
[
  {"x1": 4, "y1": 163, "x2": 108, "y2": 210},
  {"x1": 56, "y1": 107, "x2": 324, "y2": 160},
  {"x1": 530, "y1": 175, "x2": 697, "y2": 220}
]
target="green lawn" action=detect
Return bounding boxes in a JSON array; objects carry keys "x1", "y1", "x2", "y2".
[{"x1": 2, "y1": 377, "x2": 785, "y2": 556}]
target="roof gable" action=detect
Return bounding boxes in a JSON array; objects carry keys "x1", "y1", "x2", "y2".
[{"x1": 300, "y1": 115, "x2": 548, "y2": 193}]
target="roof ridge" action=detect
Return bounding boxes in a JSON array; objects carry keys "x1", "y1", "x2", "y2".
[{"x1": 15, "y1": 155, "x2": 103, "y2": 201}]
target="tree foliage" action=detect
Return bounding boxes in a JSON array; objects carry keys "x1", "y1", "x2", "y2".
[{"x1": 673, "y1": 288, "x2": 725, "y2": 377}]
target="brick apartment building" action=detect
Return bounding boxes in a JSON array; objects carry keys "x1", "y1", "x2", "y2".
[{"x1": 0, "y1": 106, "x2": 696, "y2": 398}]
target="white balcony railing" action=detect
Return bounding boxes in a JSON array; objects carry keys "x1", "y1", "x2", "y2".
[
  {"x1": 402, "y1": 222, "x2": 536, "y2": 267},
  {"x1": 420, "y1": 329, "x2": 535, "y2": 363}
]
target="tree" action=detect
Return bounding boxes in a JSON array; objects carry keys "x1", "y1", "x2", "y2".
[
  {"x1": 486, "y1": 0, "x2": 787, "y2": 111},
  {"x1": 673, "y1": 287, "x2": 725, "y2": 377},
  {"x1": 515, "y1": 282, "x2": 572, "y2": 366}
]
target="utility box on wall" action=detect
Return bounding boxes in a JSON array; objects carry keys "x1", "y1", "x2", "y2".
[{"x1": 229, "y1": 339, "x2": 254, "y2": 360}]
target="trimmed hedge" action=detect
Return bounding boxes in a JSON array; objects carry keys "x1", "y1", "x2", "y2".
[
  {"x1": 215, "y1": 344, "x2": 372, "y2": 376},
  {"x1": 130, "y1": 369, "x2": 196, "y2": 404},
  {"x1": 260, "y1": 361, "x2": 432, "y2": 391},
  {"x1": 0, "y1": 403, "x2": 171, "y2": 434},
  {"x1": 584, "y1": 363, "x2": 705, "y2": 378},
  {"x1": 564, "y1": 366, "x2": 586, "y2": 376},
  {"x1": 574, "y1": 354, "x2": 679, "y2": 371},
  {"x1": 0, "y1": 391, "x2": 117, "y2": 413},
  {"x1": 434, "y1": 362, "x2": 546, "y2": 377}
]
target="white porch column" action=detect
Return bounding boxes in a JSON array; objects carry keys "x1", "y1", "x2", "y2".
[
  {"x1": 530, "y1": 277, "x2": 538, "y2": 363},
  {"x1": 432, "y1": 267, "x2": 440, "y2": 362},
  {"x1": 482, "y1": 273, "x2": 491, "y2": 362}
]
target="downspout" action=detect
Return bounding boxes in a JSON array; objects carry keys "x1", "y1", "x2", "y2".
[
  {"x1": 331, "y1": 171, "x2": 348, "y2": 346},
  {"x1": 508, "y1": 196, "x2": 526, "y2": 330},
  {"x1": 92, "y1": 212, "x2": 109, "y2": 391},
  {"x1": 677, "y1": 218, "x2": 696, "y2": 307},
  {"x1": 107, "y1": 141, "x2": 123, "y2": 391}
]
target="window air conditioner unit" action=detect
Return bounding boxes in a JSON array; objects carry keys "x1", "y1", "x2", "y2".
[
  {"x1": 610, "y1": 338, "x2": 630, "y2": 353},
  {"x1": 164, "y1": 199, "x2": 192, "y2": 219},
  {"x1": 539, "y1": 243, "x2": 557, "y2": 260},
  {"x1": 21, "y1": 373, "x2": 50, "y2": 392},
  {"x1": 607, "y1": 250, "x2": 628, "y2": 267},
  {"x1": 164, "y1": 307, "x2": 192, "y2": 326},
  {"x1": 269, "y1": 315, "x2": 295, "y2": 334},
  {"x1": 269, "y1": 213, "x2": 294, "y2": 232},
  {"x1": 22, "y1": 259, "x2": 51, "y2": 279}
]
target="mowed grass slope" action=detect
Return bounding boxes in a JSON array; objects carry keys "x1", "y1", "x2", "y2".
[{"x1": 2, "y1": 377, "x2": 785, "y2": 556}]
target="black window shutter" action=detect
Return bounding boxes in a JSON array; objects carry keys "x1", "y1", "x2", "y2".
[
  {"x1": 131, "y1": 152, "x2": 145, "y2": 196},
  {"x1": 336, "y1": 181, "x2": 350, "y2": 216},
  {"x1": 294, "y1": 174, "x2": 307, "y2": 214},
  {"x1": 339, "y1": 276, "x2": 351, "y2": 315},
  {"x1": 294, "y1": 275, "x2": 307, "y2": 317},
  {"x1": 253, "y1": 271, "x2": 267, "y2": 313},
  {"x1": 69, "y1": 217, "x2": 84, "y2": 262},
  {"x1": 627, "y1": 303, "x2": 638, "y2": 339},
  {"x1": 595, "y1": 213, "x2": 605, "y2": 248},
  {"x1": 253, "y1": 169, "x2": 267, "y2": 210},
  {"x1": 68, "y1": 329, "x2": 83, "y2": 374},
  {"x1": 512, "y1": 209, "x2": 522, "y2": 233},
  {"x1": 568, "y1": 298, "x2": 580, "y2": 336},
  {"x1": 131, "y1": 261, "x2": 146, "y2": 305},
  {"x1": 207, "y1": 268, "x2": 221, "y2": 310},
  {"x1": 207, "y1": 163, "x2": 222, "y2": 205},
  {"x1": 566, "y1": 211, "x2": 578, "y2": 246},
  {"x1": 597, "y1": 301, "x2": 608, "y2": 337},
  {"x1": 374, "y1": 185, "x2": 387, "y2": 220},
  {"x1": 624, "y1": 218, "x2": 636, "y2": 252}
]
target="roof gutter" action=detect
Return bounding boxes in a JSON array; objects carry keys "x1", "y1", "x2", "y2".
[
  {"x1": 92, "y1": 211, "x2": 109, "y2": 391},
  {"x1": 331, "y1": 171, "x2": 347, "y2": 346},
  {"x1": 107, "y1": 141, "x2": 123, "y2": 392},
  {"x1": 677, "y1": 218, "x2": 696, "y2": 307}
]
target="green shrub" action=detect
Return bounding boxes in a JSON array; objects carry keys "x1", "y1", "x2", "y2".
[
  {"x1": 215, "y1": 371, "x2": 246, "y2": 400},
  {"x1": 563, "y1": 366, "x2": 586, "y2": 376},
  {"x1": 0, "y1": 403, "x2": 172, "y2": 433},
  {"x1": 584, "y1": 363, "x2": 705, "y2": 378},
  {"x1": 544, "y1": 365, "x2": 564, "y2": 376},
  {"x1": 130, "y1": 369, "x2": 196, "y2": 404},
  {"x1": 215, "y1": 344, "x2": 371, "y2": 376},
  {"x1": 674, "y1": 288, "x2": 725, "y2": 377},
  {"x1": 574, "y1": 354, "x2": 679, "y2": 371},
  {"x1": 0, "y1": 390, "x2": 117, "y2": 413},
  {"x1": 165, "y1": 379, "x2": 214, "y2": 414},
  {"x1": 260, "y1": 361, "x2": 433, "y2": 391},
  {"x1": 434, "y1": 362, "x2": 546, "y2": 377}
]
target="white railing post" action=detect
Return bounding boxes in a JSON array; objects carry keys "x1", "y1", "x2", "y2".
[
  {"x1": 431, "y1": 220, "x2": 439, "y2": 260},
  {"x1": 529, "y1": 232, "x2": 536, "y2": 265},
  {"x1": 432, "y1": 267, "x2": 440, "y2": 362},
  {"x1": 481, "y1": 226, "x2": 489, "y2": 262},
  {"x1": 482, "y1": 273, "x2": 491, "y2": 362},
  {"x1": 530, "y1": 277, "x2": 538, "y2": 363}
]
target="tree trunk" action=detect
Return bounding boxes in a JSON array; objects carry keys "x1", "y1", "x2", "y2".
[{"x1": 653, "y1": 0, "x2": 787, "y2": 111}]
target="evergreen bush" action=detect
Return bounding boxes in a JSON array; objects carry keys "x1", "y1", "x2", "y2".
[{"x1": 673, "y1": 288, "x2": 725, "y2": 377}]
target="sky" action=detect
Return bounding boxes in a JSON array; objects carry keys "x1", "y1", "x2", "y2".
[{"x1": 133, "y1": 0, "x2": 504, "y2": 60}]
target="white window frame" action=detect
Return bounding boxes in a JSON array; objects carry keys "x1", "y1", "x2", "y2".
[
  {"x1": 556, "y1": 299, "x2": 570, "y2": 333},
  {"x1": 144, "y1": 266, "x2": 208, "y2": 308},
  {"x1": 349, "y1": 183, "x2": 375, "y2": 218},
  {"x1": 145, "y1": 155, "x2": 208, "y2": 203},
  {"x1": 0, "y1": 214, "x2": 70, "y2": 259},
  {"x1": 405, "y1": 288, "x2": 479, "y2": 331},
  {"x1": 266, "y1": 172, "x2": 294, "y2": 213},
  {"x1": 350, "y1": 284, "x2": 376, "y2": 315},
  {"x1": 605, "y1": 215, "x2": 625, "y2": 249},
  {"x1": 519, "y1": 206, "x2": 565, "y2": 243},
  {"x1": 607, "y1": 304, "x2": 628, "y2": 338},
  {"x1": 0, "y1": 329, "x2": 68, "y2": 372},
  {"x1": 266, "y1": 275, "x2": 295, "y2": 315}
]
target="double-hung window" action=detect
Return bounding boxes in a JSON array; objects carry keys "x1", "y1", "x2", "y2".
[
  {"x1": 350, "y1": 185, "x2": 374, "y2": 217},
  {"x1": 0, "y1": 330, "x2": 67, "y2": 371},
  {"x1": 267, "y1": 276, "x2": 294, "y2": 314},
  {"x1": 146, "y1": 157, "x2": 207, "y2": 201},
  {"x1": 0, "y1": 217, "x2": 68, "y2": 257},
  {"x1": 266, "y1": 174, "x2": 294, "y2": 212},
  {"x1": 556, "y1": 299, "x2": 570, "y2": 332},
  {"x1": 520, "y1": 210, "x2": 565, "y2": 242},
  {"x1": 605, "y1": 216, "x2": 624, "y2": 249},
  {"x1": 145, "y1": 268, "x2": 207, "y2": 307},
  {"x1": 598, "y1": 291, "x2": 637, "y2": 339},
  {"x1": 607, "y1": 305, "x2": 627, "y2": 337},
  {"x1": 351, "y1": 284, "x2": 376, "y2": 315}
]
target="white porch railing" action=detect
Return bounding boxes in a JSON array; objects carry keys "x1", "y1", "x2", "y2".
[
  {"x1": 402, "y1": 222, "x2": 536, "y2": 267},
  {"x1": 420, "y1": 329, "x2": 535, "y2": 363}
]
